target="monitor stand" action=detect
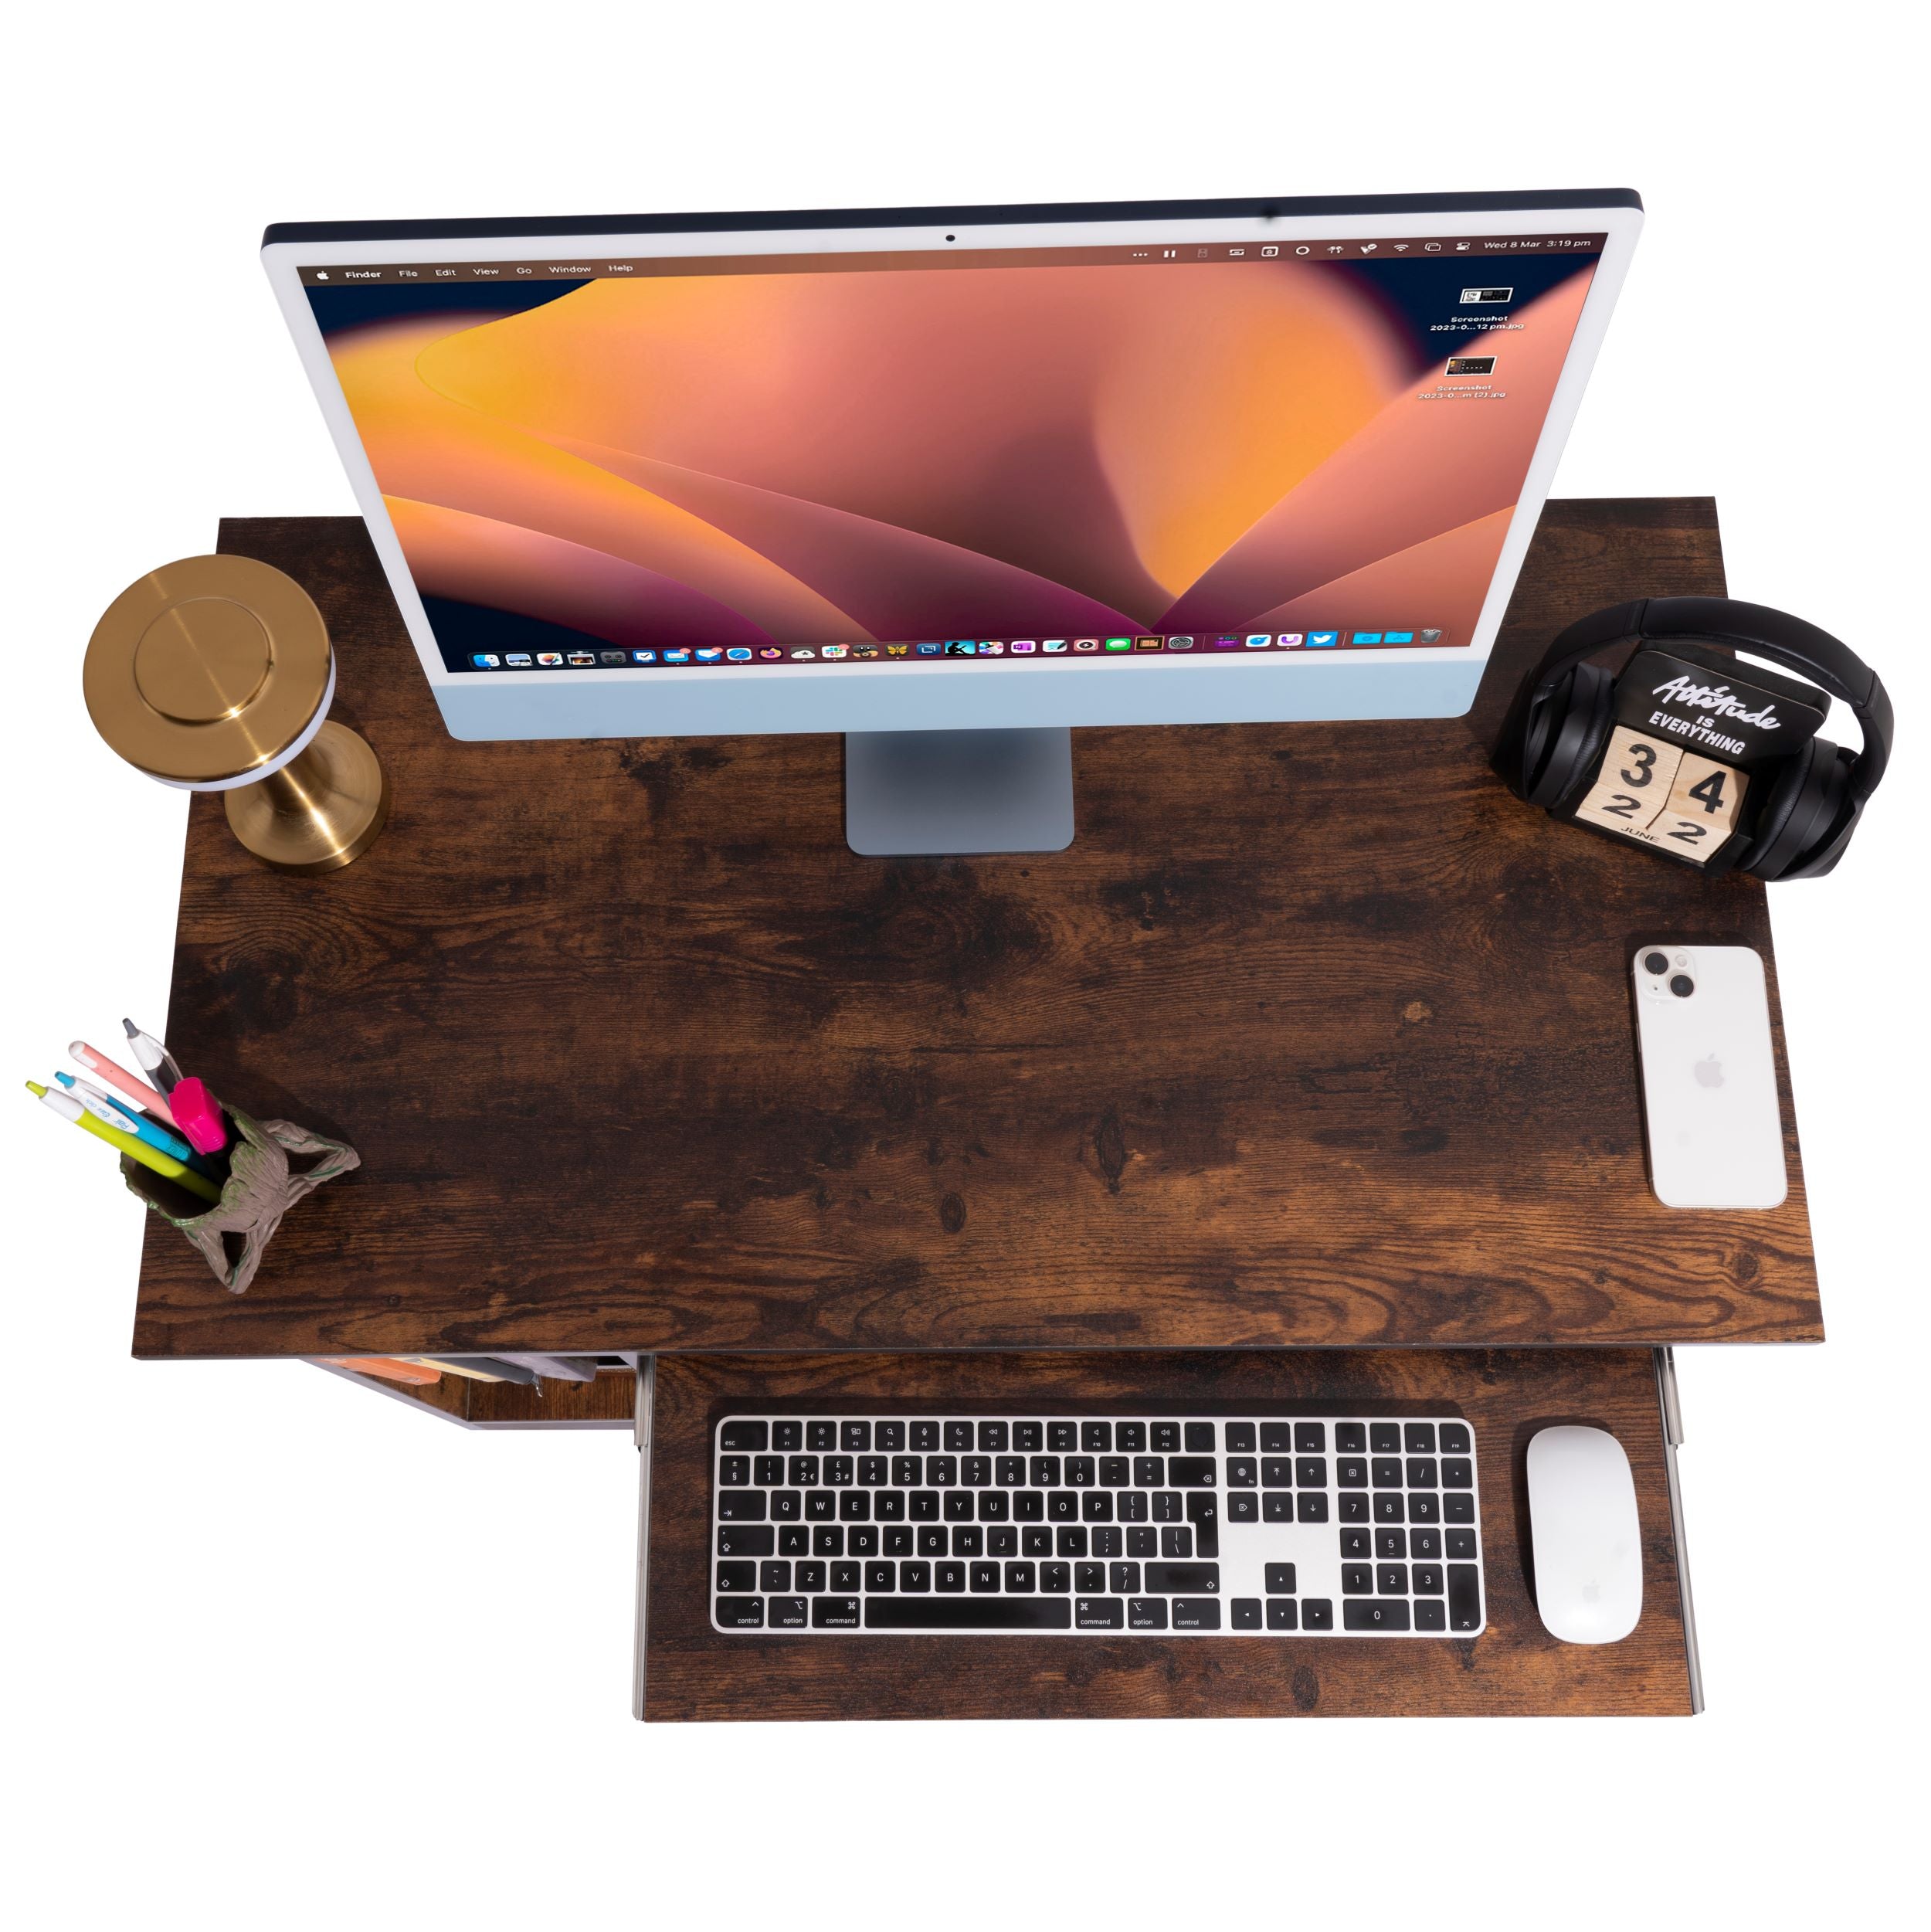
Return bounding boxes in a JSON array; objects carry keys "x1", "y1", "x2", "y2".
[{"x1": 845, "y1": 728, "x2": 1075, "y2": 856}]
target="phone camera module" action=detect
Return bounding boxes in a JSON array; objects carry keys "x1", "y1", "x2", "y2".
[
  {"x1": 1669, "y1": 974, "x2": 1695, "y2": 999},
  {"x1": 1643, "y1": 951, "x2": 1670, "y2": 976}
]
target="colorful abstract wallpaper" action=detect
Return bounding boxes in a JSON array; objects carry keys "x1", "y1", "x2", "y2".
[{"x1": 307, "y1": 250, "x2": 1599, "y2": 669}]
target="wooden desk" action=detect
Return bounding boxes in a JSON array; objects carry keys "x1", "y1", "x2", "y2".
[{"x1": 132, "y1": 497, "x2": 1817, "y2": 1360}]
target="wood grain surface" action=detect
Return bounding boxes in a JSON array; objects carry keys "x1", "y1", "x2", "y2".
[
  {"x1": 642, "y1": 1349, "x2": 1695, "y2": 1721},
  {"x1": 130, "y1": 498, "x2": 1819, "y2": 1360}
]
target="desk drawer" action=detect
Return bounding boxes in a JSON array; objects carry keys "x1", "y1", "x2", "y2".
[{"x1": 636, "y1": 1348, "x2": 1699, "y2": 1723}]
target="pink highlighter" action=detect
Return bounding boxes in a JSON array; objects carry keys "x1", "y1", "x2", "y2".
[{"x1": 168, "y1": 1078, "x2": 230, "y2": 1157}]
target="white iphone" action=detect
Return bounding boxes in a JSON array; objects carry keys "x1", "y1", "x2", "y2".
[{"x1": 1631, "y1": 944, "x2": 1788, "y2": 1210}]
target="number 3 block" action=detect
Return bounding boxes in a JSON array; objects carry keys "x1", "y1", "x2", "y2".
[{"x1": 1570, "y1": 727, "x2": 1682, "y2": 834}]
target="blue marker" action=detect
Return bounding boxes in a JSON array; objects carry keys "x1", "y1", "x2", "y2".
[{"x1": 56, "y1": 1072, "x2": 220, "y2": 1179}]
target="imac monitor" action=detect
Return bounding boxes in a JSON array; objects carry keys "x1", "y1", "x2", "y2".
[{"x1": 262, "y1": 190, "x2": 1641, "y2": 850}]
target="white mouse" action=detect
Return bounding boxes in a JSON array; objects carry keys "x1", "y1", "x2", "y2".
[{"x1": 1526, "y1": 1425, "x2": 1643, "y2": 1643}]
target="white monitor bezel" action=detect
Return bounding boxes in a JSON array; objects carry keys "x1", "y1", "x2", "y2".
[{"x1": 262, "y1": 198, "x2": 1641, "y2": 736}]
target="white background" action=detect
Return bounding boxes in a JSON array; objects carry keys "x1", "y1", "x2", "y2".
[{"x1": 4, "y1": 4, "x2": 1924, "y2": 1925}]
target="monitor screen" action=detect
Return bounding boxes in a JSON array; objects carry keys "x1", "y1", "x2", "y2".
[{"x1": 294, "y1": 231, "x2": 1607, "y2": 679}]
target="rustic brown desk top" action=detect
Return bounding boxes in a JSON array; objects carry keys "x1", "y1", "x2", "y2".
[{"x1": 132, "y1": 498, "x2": 1818, "y2": 1360}]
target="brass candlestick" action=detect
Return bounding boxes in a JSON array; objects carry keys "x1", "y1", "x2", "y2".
[{"x1": 83, "y1": 555, "x2": 389, "y2": 873}]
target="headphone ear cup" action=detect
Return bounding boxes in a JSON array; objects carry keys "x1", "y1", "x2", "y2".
[
  {"x1": 1522, "y1": 662, "x2": 1616, "y2": 810},
  {"x1": 1739, "y1": 736, "x2": 1837, "y2": 880},
  {"x1": 1773, "y1": 745, "x2": 1855, "y2": 880}
]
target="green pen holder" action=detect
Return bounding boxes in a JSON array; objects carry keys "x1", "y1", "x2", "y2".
[{"x1": 122, "y1": 1105, "x2": 360, "y2": 1295}]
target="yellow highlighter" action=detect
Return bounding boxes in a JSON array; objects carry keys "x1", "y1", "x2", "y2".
[{"x1": 27, "y1": 1080, "x2": 222, "y2": 1204}]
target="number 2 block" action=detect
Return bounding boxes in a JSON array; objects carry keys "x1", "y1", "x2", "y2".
[{"x1": 1570, "y1": 727, "x2": 1682, "y2": 834}]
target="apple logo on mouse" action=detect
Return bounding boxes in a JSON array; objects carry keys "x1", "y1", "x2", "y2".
[{"x1": 1695, "y1": 1055, "x2": 1725, "y2": 1089}]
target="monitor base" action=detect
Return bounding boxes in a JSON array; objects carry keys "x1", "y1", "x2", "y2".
[{"x1": 845, "y1": 728, "x2": 1075, "y2": 856}]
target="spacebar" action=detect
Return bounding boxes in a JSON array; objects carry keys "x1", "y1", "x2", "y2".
[{"x1": 864, "y1": 1598, "x2": 1073, "y2": 1631}]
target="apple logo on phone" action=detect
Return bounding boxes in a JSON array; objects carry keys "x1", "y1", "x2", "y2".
[{"x1": 1694, "y1": 1055, "x2": 1725, "y2": 1089}]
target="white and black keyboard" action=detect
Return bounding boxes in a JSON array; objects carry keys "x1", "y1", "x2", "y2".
[{"x1": 710, "y1": 1413, "x2": 1485, "y2": 1637}]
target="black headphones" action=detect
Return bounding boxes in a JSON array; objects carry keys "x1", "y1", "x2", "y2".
[{"x1": 1505, "y1": 596, "x2": 1892, "y2": 880}]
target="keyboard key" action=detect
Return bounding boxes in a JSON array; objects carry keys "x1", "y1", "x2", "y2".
[
  {"x1": 1444, "y1": 1493, "x2": 1476, "y2": 1524},
  {"x1": 918, "y1": 1526, "x2": 946, "y2": 1557},
  {"x1": 1006, "y1": 1561, "x2": 1037, "y2": 1592},
  {"x1": 900, "y1": 1561, "x2": 932, "y2": 1591},
  {"x1": 978, "y1": 1491, "x2": 1010, "y2": 1522},
  {"x1": 1404, "y1": 1423, "x2": 1437, "y2": 1455},
  {"x1": 1127, "y1": 1526, "x2": 1156, "y2": 1558},
  {"x1": 1442, "y1": 1458, "x2": 1474, "y2": 1489},
  {"x1": 1259, "y1": 1424, "x2": 1293, "y2": 1454},
  {"x1": 867, "y1": 1598, "x2": 1072, "y2": 1631},
  {"x1": 772, "y1": 1421, "x2": 803, "y2": 1452},
  {"x1": 1057, "y1": 1526, "x2": 1088, "y2": 1557},
  {"x1": 1446, "y1": 1528, "x2": 1478, "y2": 1560},
  {"x1": 1261, "y1": 1458, "x2": 1293, "y2": 1489},
  {"x1": 831, "y1": 1560, "x2": 860, "y2": 1591},
  {"x1": 806, "y1": 1492, "x2": 835, "y2": 1521},
  {"x1": 1110, "y1": 1562, "x2": 1142, "y2": 1594},
  {"x1": 1369, "y1": 1424, "x2": 1401, "y2": 1454},
  {"x1": 1295, "y1": 1423, "x2": 1326, "y2": 1453},
  {"x1": 808, "y1": 1421, "x2": 837, "y2": 1452},
  {"x1": 1411, "y1": 1529, "x2": 1442, "y2": 1560},
  {"x1": 1173, "y1": 1598, "x2": 1221, "y2": 1630},
  {"x1": 1146, "y1": 1563, "x2": 1220, "y2": 1594},
  {"x1": 935, "y1": 1561, "x2": 966, "y2": 1592},
  {"x1": 1024, "y1": 1526, "x2": 1053, "y2": 1557},
  {"x1": 1344, "y1": 1560, "x2": 1375, "y2": 1594},
  {"x1": 1407, "y1": 1458, "x2": 1438, "y2": 1489},
  {"x1": 911, "y1": 1421, "x2": 938, "y2": 1452},
  {"x1": 1080, "y1": 1491, "x2": 1114, "y2": 1523},
  {"x1": 1376, "y1": 1564, "x2": 1407, "y2": 1594},
  {"x1": 718, "y1": 1490, "x2": 766, "y2": 1520},
  {"x1": 988, "y1": 1526, "x2": 1017, "y2": 1557},
  {"x1": 795, "y1": 1560, "x2": 826, "y2": 1592},
  {"x1": 996, "y1": 1456, "x2": 1025, "y2": 1487},
  {"x1": 838, "y1": 1491, "x2": 870, "y2": 1521},
  {"x1": 945, "y1": 1421, "x2": 972, "y2": 1452},
  {"x1": 715, "y1": 1561, "x2": 758, "y2": 1593},
  {"x1": 1014, "y1": 1492, "x2": 1044, "y2": 1522},
  {"x1": 848, "y1": 1527, "x2": 877, "y2": 1557},
  {"x1": 1301, "y1": 1598, "x2": 1335, "y2": 1631},
  {"x1": 1117, "y1": 1491, "x2": 1148, "y2": 1523},
  {"x1": 1076, "y1": 1562, "x2": 1105, "y2": 1592},
  {"x1": 1413, "y1": 1565, "x2": 1444, "y2": 1595},
  {"x1": 876, "y1": 1421, "x2": 904, "y2": 1452},
  {"x1": 770, "y1": 1491, "x2": 802, "y2": 1521},
  {"x1": 1343, "y1": 1599, "x2": 1410, "y2": 1632},
  {"x1": 1099, "y1": 1457, "x2": 1129, "y2": 1489},
  {"x1": 1167, "y1": 1457, "x2": 1217, "y2": 1487},
  {"x1": 1183, "y1": 1423, "x2": 1216, "y2": 1453},
  {"x1": 1118, "y1": 1423, "x2": 1146, "y2": 1452},
  {"x1": 759, "y1": 1560, "x2": 792, "y2": 1592},
  {"x1": 1031, "y1": 1456, "x2": 1061, "y2": 1487},
  {"x1": 720, "y1": 1421, "x2": 768, "y2": 1452},
  {"x1": 1082, "y1": 1421, "x2": 1112, "y2": 1453},
  {"x1": 1152, "y1": 1422, "x2": 1180, "y2": 1452},
  {"x1": 716, "y1": 1524, "x2": 774, "y2": 1558},
  {"x1": 1186, "y1": 1493, "x2": 1220, "y2": 1558},
  {"x1": 1372, "y1": 1458, "x2": 1403, "y2": 1488},
  {"x1": 1013, "y1": 1422, "x2": 1043, "y2": 1452},
  {"x1": 1227, "y1": 1458, "x2": 1257, "y2": 1487},
  {"x1": 1133, "y1": 1455, "x2": 1163, "y2": 1487},
  {"x1": 867, "y1": 1561, "x2": 895, "y2": 1592},
  {"x1": 1339, "y1": 1492, "x2": 1369, "y2": 1522},
  {"x1": 952, "y1": 1526, "x2": 982, "y2": 1557},
  {"x1": 1448, "y1": 1565, "x2": 1483, "y2": 1632},
  {"x1": 1041, "y1": 1562, "x2": 1071, "y2": 1593},
  {"x1": 1232, "y1": 1598, "x2": 1262, "y2": 1629},
  {"x1": 1373, "y1": 1495, "x2": 1404, "y2": 1523},
  {"x1": 1415, "y1": 1599, "x2": 1447, "y2": 1632},
  {"x1": 962, "y1": 1455, "x2": 990, "y2": 1487},
  {"x1": 1263, "y1": 1496, "x2": 1294, "y2": 1523},
  {"x1": 874, "y1": 1490, "x2": 904, "y2": 1522},
  {"x1": 970, "y1": 1562, "x2": 1000, "y2": 1593},
  {"x1": 979, "y1": 1421, "x2": 1008, "y2": 1453},
  {"x1": 1266, "y1": 1598, "x2": 1298, "y2": 1632},
  {"x1": 1226, "y1": 1422, "x2": 1257, "y2": 1452},
  {"x1": 1091, "y1": 1526, "x2": 1122, "y2": 1559},
  {"x1": 925, "y1": 1455, "x2": 955, "y2": 1486},
  {"x1": 1047, "y1": 1493, "x2": 1078, "y2": 1522},
  {"x1": 1153, "y1": 1491, "x2": 1181, "y2": 1523},
  {"x1": 857, "y1": 1455, "x2": 887, "y2": 1486},
  {"x1": 789, "y1": 1455, "x2": 820, "y2": 1486},
  {"x1": 1296, "y1": 1457, "x2": 1327, "y2": 1488},
  {"x1": 716, "y1": 1595, "x2": 764, "y2": 1627},
  {"x1": 1335, "y1": 1423, "x2": 1366, "y2": 1453},
  {"x1": 1296, "y1": 1494, "x2": 1329, "y2": 1523},
  {"x1": 1066, "y1": 1456, "x2": 1096, "y2": 1488},
  {"x1": 1335, "y1": 1458, "x2": 1367, "y2": 1488},
  {"x1": 1265, "y1": 1563, "x2": 1297, "y2": 1594},
  {"x1": 1440, "y1": 1422, "x2": 1472, "y2": 1455},
  {"x1": 1376, "y1": 1528, "x2": 1407, "y2": 1558},
  {"x1": 1227, "y1": 1494, "x2": 1258, "y2": 1522},
  {"x1": 842, "y1": 1421, "x2": 870, "y2": 1452},
  {"x1": 1341, "y1": 1529, "x2": 1371, "y2": 1559},
  {"x1": 813, "y1": 1526, "x2": 843, "y2": 1556},
  {"x1": 1159, "y1": 1526, "x2": 1193, "y2": 1560},
  {"x1": 943, "y1": 1492, "x2": 976, "y2": 1522},
  {"x1": 719, "y1": 1455, "x2": 750, "y2": 1487},
  {"x1": 1075, "y1": 1597, "x2": 1125, "y2": 1629},
  {"x1": 812, "y1": 1596, "x2": 861, "y2": 1628},
  {"x1": 753, "y1": 1455, "x2": 782, "y2": 1486},
  {"x1": 1407, "y1": 1493, "x2": 1440, "y2": 1523},
  {"x1": 769, "y1": 1596, "x2": 808, "y2": 1628},
  {"x1": 1049, "y1": 1422, "x2": 1077, "y2": 1452},
  {"x1": 1128, "y1": 1597, "x2": 1169, "y2": 1630}
]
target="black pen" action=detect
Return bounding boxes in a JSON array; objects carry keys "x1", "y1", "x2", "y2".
[{"x1": 122, "y1": 1017, "x2": 185, "y2": 1095}]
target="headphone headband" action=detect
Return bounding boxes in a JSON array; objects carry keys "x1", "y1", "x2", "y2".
[{"x1": 1523, "y1": 595, "x2": 1891, "y2": 803}]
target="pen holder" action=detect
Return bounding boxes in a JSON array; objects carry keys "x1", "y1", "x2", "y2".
[{"x1": 122, "y1": 1107, "x2": 360, "y2": 1295}]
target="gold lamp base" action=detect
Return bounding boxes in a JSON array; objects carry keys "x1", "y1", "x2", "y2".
[
  {"x1": 84, "y1": 555, "x2": 391, "y2": 874},
  {"x1": 224, "y1": 721, "x2": 392, "y2": 873}
]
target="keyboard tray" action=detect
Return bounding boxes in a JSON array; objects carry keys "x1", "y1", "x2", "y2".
[{"x1": 639, "y1": 1348, "x2": 1697, "y2": 1722}]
